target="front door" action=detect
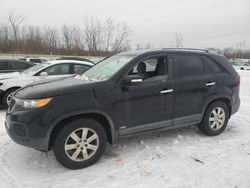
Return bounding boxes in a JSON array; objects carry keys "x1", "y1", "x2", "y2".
[{"x1": 114, "y1": 55, "x2": 174, "y2": 135}]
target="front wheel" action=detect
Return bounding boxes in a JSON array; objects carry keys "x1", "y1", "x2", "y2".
[
  {"x1": 199, "y1": 101, "x2": 229, "y2": 136},
  {"x1": 53, "y1": 118, "x2": 107, "y2": 169}
]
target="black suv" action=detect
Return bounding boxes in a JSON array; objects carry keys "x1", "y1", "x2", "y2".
[
  {"x1": 0, "y1": 59, "x2": 33, "y2": 73},
  {"x1": 5, "y1": 49, "x2": 240, "y2": 169}
]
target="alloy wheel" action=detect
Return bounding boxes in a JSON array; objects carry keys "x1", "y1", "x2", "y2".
[
  {"x1": 209, "y1": 107, "x2": 226, "y2": 130},
  {"x1": 64, "y1": 127, "x2": 99, "y2": 162},
  {"x1": 7, "y1": 92, "x2": 14, "y2": 106}
]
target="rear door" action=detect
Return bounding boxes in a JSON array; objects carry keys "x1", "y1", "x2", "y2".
[{"x1": 171, "y1": 53, "x2": 207, "y2": 125}]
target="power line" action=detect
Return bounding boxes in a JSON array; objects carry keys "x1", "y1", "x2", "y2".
[{"x1": 186, "y1": 28, "x2": 250, "y2": 42}]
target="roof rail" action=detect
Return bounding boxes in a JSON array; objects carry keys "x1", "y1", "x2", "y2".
[{"x1": 162, "y1": 48, "x2": 210, "y2": 53}]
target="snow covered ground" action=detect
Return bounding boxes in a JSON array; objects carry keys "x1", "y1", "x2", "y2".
[{"x1": 0, "y1": 70, "x2": 250, "y2": 188}]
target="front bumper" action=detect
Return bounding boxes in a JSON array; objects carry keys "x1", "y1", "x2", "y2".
[
  {"x1": 5, "y1": 119, "x2": 47, "y2": 151},
  {"x1": 5, "y1": 105, "x2": 57, "y2": 151}
]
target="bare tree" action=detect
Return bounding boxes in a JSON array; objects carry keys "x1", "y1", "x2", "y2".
[
  {"x1": 84, "y1": 17, "x2": 105, "y2": 53},
  {"x1": 105, "y1": 17, "x2": 114, "y2": 52},
  {"x1": 0, "y1": 14, "x2": 132, "y2": 55},
  {"x1": 8, "y1": 11, "x2": 25, "y2": 51},
  {"x1": 61, "y1": 25, "x2": 74, "y2": 50},
  {"x1": 23, "y1": 25, "x2": 43, "y2": 53},
  {"x1": 0, "y1": 24, "x2": 11, "y2": 52},
  {"x1": 112, "y1": 23, "x2": 131, "y2": 53},
  {"x1": 43, "y1": 26, "x2": 59, "y2": 52},
  {"x1": 72, "y1": 26, "x2": 85, "y2": 55},
  {"x1": 174, "y1": 33, "x2": 184, "y2": 48},
  {"x1": 84, "y1": 17, "x2": 96, "y2": 52}
]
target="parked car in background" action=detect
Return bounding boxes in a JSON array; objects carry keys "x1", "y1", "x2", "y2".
[
  {"x1": 229, "y1": 59, "x2": 250, "y2": 70},
  {"x1": 0, "y1": 60, "x2": 94, "y2": 107},
  {"x1": 0, "y1": 59, "x2": 34, "y2": 73},
  {"x1": 235, "y1": 62, "x2": 250, "y2": 70},
  {"x1": 19, "y1": 57, "x2": 48, "y2": 64},
  {"x1": 5, "y1": 48, "x2": 240, "y2": 169},
  {"x1": 57, "y1": 56, "x2": 94, "y2": 64}
]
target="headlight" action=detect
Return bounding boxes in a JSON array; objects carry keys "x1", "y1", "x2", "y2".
[{"x1": 18, "y1": 98, "x2": 52, "y2": 109}]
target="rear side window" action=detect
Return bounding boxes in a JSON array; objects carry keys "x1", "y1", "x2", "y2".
[
  {"x1": 201, "y1": 56, "x2": 223, "y2": 74},
  {"x1": 73, "y1": 64, "x2": 90, "y2": 74},
  {"x1": 173, "y1": 54, "x2": 203, "y2": 77}
]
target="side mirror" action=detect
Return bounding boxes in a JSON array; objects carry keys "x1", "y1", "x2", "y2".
[
  {"x1": 122, "y1": 75, "x2": 143, "y2": 85},
  {"x1": 39, "y1": 72, "x2": 48, "y2": 78}
]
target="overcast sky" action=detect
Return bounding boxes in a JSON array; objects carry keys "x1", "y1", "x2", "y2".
[{"x1": 0, "y1": 0, "x2": 250, "y2": 49}]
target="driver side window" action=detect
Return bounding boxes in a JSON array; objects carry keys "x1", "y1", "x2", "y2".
[{"x1": 129, "y1": 57, "x2": 168, "y2": 82}]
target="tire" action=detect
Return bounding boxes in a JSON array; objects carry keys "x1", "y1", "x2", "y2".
[
  {"x1": 53, "y1": 118, "x2": 107, "y2": 169},
  {"x1": 3, "y1": 88, "x2": 18, "y2": 108},
  {"x1": 199, "y1": 101, "x2": 229, "y2": 136}
]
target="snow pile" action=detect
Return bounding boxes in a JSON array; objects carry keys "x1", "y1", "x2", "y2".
[{"x1": 0, "y1": 70, "x2": 249, "y2": 188}]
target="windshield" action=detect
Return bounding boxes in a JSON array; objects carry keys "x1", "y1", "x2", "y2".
[
  {"x1": 22, "y1": 63, "x2": 50, "y2": 75},
  {"x1": 82, "y1": 55, "x2": 134, "y2": 81}
]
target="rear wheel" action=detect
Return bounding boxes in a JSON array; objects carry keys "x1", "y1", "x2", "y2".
[
  {"x1": 199, "y1": 101, "x2": 229, "y2": 136},
  {"x1": 53, "y1": 118, "x2": 107, "y2": 169},
  {"x1": 3, "y1": 88, "x2": 18, "y2": 108}
]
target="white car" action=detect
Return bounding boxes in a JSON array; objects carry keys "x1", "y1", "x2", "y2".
[{"x1": 0, "y1": 60, "x2": 94, "y2": 107}]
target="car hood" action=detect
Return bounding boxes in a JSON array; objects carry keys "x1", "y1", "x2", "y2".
[
  {"x1": 0, "y1": 72, "x2": 21, "y2": 80},
  {"x1": 15, "y1": 76, "x2": 102, "y2": 99}
]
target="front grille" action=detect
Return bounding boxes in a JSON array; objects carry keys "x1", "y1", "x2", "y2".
[{"x1": 8, "y1": 98, "x2": 15, "y2": 113}]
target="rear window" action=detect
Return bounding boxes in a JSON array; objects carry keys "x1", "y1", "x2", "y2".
[
  {"x1": 30, "y1": 59, "x2": 42, "y2": 63},
  {"x1": 173, "y1": 54, "x2": 203, "y2": 77}
]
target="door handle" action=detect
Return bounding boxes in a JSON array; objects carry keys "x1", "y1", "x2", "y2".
[
  {"x1": 206, "y1": 82, "x2": 216, "y2": 86},
  {"x1": 131, "y1": 79, "x2": 143, "y2": 83},
  {"x1": 160, "y1": 89, "x2": 174, "y2": 94}
]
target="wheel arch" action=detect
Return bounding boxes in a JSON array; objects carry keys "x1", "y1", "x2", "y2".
[
  {"x1": 2, "y1": 87, "x2": 21, "y2": 105},
  {"x1": 47, "y1": 111, "x2": 117, "y2": 150},
  {"x1": 202, "y1": 96, "x2": 232, "y2": 119},
  {"x1": 4, "y1": 86, "x2": 21, "y2": 94}
]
